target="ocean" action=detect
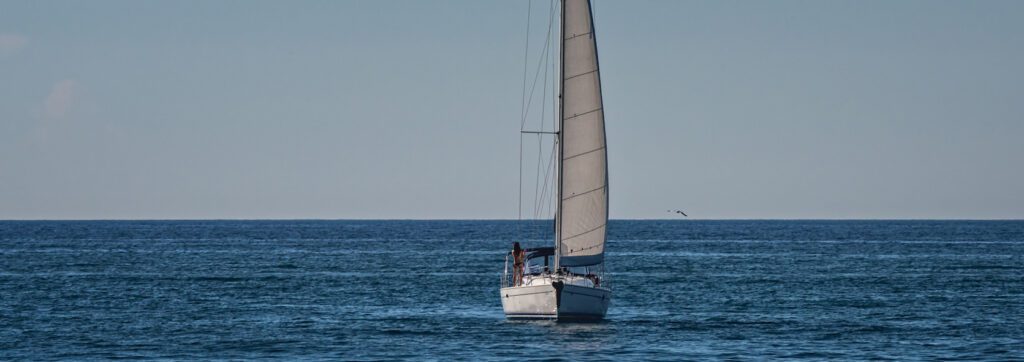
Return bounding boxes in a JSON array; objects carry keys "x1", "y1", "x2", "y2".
[{"x1": 1, "y1": 220, "x2": 1022, "y2": 360}]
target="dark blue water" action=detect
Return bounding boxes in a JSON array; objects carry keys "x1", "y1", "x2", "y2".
[{"x1": 2, "y1": 220, "x2": 1023, "y2": 360}]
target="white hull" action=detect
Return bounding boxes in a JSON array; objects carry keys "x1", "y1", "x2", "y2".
[{"x1": 500, "y1": 275, "x2": 611, "y2": 320}]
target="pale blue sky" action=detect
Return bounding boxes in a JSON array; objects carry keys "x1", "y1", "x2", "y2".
[{"x1": 1, "y1": 0, "x2": 1022, "y2": 219}]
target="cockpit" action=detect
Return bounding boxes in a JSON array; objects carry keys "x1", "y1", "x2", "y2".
[{"x1": 503, "y1": 246, "x2": 607, "y2": 288}]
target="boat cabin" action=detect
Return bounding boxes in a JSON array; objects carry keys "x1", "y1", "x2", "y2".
[
  {"x1": 502, "y1": 246, "x2": 605, "y2": 288},
  {"x1": 523, "y1": 247, "x2": 554, "y2": 275}
]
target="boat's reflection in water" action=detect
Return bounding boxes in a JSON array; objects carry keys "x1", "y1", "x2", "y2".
[{"x1": 505, "y1": 318, "x2": 617, "y2": 353}]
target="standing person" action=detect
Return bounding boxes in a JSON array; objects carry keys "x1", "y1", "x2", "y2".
[{"x1": 512, "y1": 242, "x2": 525, "y2": 286}]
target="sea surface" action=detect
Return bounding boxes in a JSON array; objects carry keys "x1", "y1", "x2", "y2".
[{"x1": 1, "y1": 220, "x2": 1023, "y2": 360}]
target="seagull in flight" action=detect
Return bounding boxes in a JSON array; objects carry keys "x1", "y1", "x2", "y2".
[{"x1": 668, "y1": 209, "x2": 688, "y2": 217}]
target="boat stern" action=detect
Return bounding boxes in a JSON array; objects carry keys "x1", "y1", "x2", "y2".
[{"x1": 501, "y1": 280, "x2": 610, "y2": 320}]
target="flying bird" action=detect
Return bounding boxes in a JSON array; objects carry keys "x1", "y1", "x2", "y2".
[{"x1": 667, "y1": 209, "x2": 688, "y2": 217}]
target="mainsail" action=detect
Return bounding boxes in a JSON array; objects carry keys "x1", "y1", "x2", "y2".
[{"x1": 556, "y1": 0, "x2": 607, "y2": 268}]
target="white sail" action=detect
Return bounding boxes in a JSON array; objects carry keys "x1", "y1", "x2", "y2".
[{"x1": 557, "y1": 0, "x2": 607, "y2": 267}]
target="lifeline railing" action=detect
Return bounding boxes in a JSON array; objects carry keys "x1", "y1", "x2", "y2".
[{"x1": 501, "y1": 253, "x2": 509, "y2": 288}]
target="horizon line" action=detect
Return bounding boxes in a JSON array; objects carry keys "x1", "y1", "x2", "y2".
[{"x1": 1, "y1": 218, "x2": 1022, "y2": 222}]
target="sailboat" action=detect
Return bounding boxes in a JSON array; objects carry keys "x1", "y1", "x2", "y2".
[{"x1": 501, "y1": 0, "x2": 611, "y2": 320}]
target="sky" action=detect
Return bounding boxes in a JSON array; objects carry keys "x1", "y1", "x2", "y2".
[{"x1": 1, "y1": 0, "x2": 1023, "y2": 220}]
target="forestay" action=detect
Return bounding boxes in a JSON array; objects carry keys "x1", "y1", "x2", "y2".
[{"x1": 557, "y1": 0, "x2": 607, "y2": 267}]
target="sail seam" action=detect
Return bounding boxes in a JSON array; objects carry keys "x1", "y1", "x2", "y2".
[
  {"x1": 564, "y1": 69, "x2": 597, "y2": 81},
  {"x1": 565, "y1": 31, "x2": 593, "y2": 40},
  {"x1": 563, "y1": 146, "x2": 605, "y2": 162},
  {"x1": 561, "y1": 184, "x2": 606, "y2": 202},
  {"x1": 561, "y1": 223, "x2": 606, "y2": 244},
  {"x1": 564, "y1": 107, "x2": 602, "y2": 121}
]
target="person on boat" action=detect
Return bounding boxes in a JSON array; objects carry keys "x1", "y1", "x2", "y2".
[{"x1": 512, "y1": 242, "x2": 525, "y2": 286}]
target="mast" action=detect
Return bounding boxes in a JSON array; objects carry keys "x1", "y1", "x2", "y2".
[{"x1": 554, "y1": 0, "x2": 566, "y2": 273}]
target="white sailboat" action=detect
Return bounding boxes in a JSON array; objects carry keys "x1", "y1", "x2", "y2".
[{"x1": 501, "y1": 0, "x2": 611, "y2": 321}]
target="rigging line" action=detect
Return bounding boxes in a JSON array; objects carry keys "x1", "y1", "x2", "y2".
[
  {"x1": 532, "y1": 3, "x2": 553, "y2": 221},
  {"x1": 549, "y1": 0, "x2": 559, "y2": 221},
  {"x1": 534, "y1": 0, "x2": 558, "y2": 221},
  {"x1": 534, "y1": 131, "x2": 556, "y2": 219},
  {"x1": 519, "y1": 0, "x2": 532, "y2": 131},
  {"x1": 517, "y1": 0, "x2": 532, "y2": 235},
  {"x1": 540, "y1": 137, "x2": 558, "y2": 219},
  {"x1": 551, "y1": 1, "x2": 559, "y2": 134},
  {"x1": 518, "y1": 130, "x2": 523, "y2": 225},
  {"x1": 518, "y1": 1, "x2": 557, "y2": 131}
]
